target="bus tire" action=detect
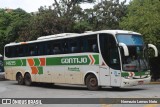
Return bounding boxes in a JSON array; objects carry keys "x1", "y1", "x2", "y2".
[
  {"x1": 16, "y1": 73, "x2": 24, "y2": 85},
  {"x1": 86, "y1": 74, "x2": 99, "y2": 91},
  {"x1": 24, "y1": 73, "x2": 32, "y2": 86}
]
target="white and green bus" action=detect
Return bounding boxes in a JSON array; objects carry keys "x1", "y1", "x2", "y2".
[{"x1": 4, "y1": 30, "x2": 158, "y2": 90}]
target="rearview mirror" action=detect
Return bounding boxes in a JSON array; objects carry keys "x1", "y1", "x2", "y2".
[
  {"x1": 148, "y1": 44, "x2": 158, "y2": 57},
  {"x1": 119, "y1": 43, "x2": 129, "y2": 56}
]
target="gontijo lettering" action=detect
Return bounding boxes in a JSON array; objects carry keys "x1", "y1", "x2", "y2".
[{"x1": 61, "y1": 57, "x2": 87, "y2": 64}]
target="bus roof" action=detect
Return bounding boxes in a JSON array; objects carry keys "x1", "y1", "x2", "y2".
[{"x1": 5, "y1": 30, "x2": 141, "y2": 47}]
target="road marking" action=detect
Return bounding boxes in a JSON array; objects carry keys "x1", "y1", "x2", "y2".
[
  {"x1": 144, "y1": 104, "x2": 159, "y2": 107},
  {"x1": 101, "y1": 104, "x2": 112, "y2": 107},
  {"x1": 99, "y1": 98, "x2": 112, "y2": 107}
]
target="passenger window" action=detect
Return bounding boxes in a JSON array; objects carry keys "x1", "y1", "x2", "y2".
[
  {"x1": 87, "y1": 35, "x2": 99, "y2": 53},
  {"x1": 46, "y1": 43, "x2": 52, "y2": 55},
  {"x1": 5, "y1": 47, "x2": 11, "y2": 58},
  {"x1": 99, "y1": 33, "x2": 120, "y2": 70},
  {"x1": 68, "y1": 38, "x2": 79, "y2": 53},
  {"x1": 17, "y1": 46, "x2": 25, "y2": 57},
  {"x1": 37, "y1": 43, "x2": 45, "y2": 56},
  {"x1": 52, "y1": 41, "x2": 62, "y2": 54},
  {"x1": 28, "y1": 44, "x2": 37, "y2": 56}
]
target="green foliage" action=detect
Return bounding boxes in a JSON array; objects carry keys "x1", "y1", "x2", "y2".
[
  {"x1": 86, "y1": 0, "x2": 127, "y2": 30},
  {"x1": 0, "y1": 0, "x2": 127, "y2": 54},
  {"x1": 120, "y1": 0, "x2": 160, "y2": 51},
  {"x1": 72, "y1": 0, "x2": 96, "y2": 3},
  {"x1": 0, "y1": 8, "x2": 31, "y2": 54}
]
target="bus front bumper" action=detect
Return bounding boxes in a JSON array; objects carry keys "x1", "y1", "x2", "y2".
[{"x1": 121, "y1": 76, "x2": 151, "y2": 87}]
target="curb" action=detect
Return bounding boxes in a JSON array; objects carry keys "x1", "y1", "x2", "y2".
[{"x1": 149, "y1": 82, "x2": 160, "y2": 84}]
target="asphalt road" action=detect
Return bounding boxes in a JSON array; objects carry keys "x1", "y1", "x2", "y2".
[{"x1": 0, "y1": 80, "x2": 160, "y2": 107}]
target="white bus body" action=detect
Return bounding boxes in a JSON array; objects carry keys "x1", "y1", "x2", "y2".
[{"x1": 4, "y1": 30, "x2": 158, "y2": 90}]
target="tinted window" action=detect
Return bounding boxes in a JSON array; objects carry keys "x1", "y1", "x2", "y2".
[
  {"x1": 28, "y1": 44, "x2": 38, "y2": 56},
  {"x1": 99, "y1": 33, "x2": 120, "y2": 70},
  {"x1": 68, "y1": 38, "x2": 80, "y2": 53},
  {"x1": 86, "y1": 35, "x2": 99, "y2": 53},
  {"x1": 37, "y1": 42, "x2": 46, "y2": 55},
  {"x1": 5, "y1": 34, "x2": 99, "y2": 58},
  {"x1": 52, "y1": 41, "x2": 63, "y2": 54},
  {"x1": 17, "y1": 46, "x2": 25, "y2": 57},
  {"x1": 5, "y1": 46, "x2": 16, "y2": 57}
]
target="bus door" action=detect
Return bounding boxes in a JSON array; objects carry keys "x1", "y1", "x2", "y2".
[
  {"x1": 108, "y1": 37, "x2": 121, "y2": 87},
  {"x1": 99, "y1": 33, "x2": 121, "y2": 87},
  {"x1": 110, "y1": 69, "x2": 121, "y2": 87},
  {"x1": 99, "y1": 66, "x2": 110, "y2": 86}
]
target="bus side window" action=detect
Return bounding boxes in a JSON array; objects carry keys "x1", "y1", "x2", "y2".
[
  {"x1": 17, "y1": 46, "x2": 25, "y2": 57},
  {"x1": 52, "y1": 47, "x2": 61, "y2": 54},
  {"x1": 78, "y1": 37, "x2": 85, "y2": 52},
  {"x1": 68, "y1": 38, "x2": 79, "y2": 53},
  {"x1": 80, "y1": 37, "x2": 88, "y2": 52},
  {"x1": 63, "y1": 39, "x2": 68, "y2": 54},
  {"x1": 5, "y1": 47, "x2": 10, "y2": 57},
  {"x1": 11, "y1": 46, "x2": 16, "y2": 57},
  {"x1": 46, "y1": 43, "x2": 52, "y2": 55},
  {"x1": 28, "y1": 44, "x2": 37, "y2": 56},
  {"x1": 38, "y1": 43, "x2": 45, "y2": 56},
  {"x1": 87, "y1": 35, "x2": 99, "y2": 53},
  {"x1": 52, "y1": 40, "x2": 63, "y2": 54}
]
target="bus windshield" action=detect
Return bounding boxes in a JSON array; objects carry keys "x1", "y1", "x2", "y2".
[
  {"x1": 116, "y1": 34, "x2": 144, "y2": 46},
  {"x1": 116, "y1": 34, "x2": 149, "y2": 72}
]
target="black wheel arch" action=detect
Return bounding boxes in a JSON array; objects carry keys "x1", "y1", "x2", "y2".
[
  {"x1": 16, "y1": 72, "x2": 23, "y2": 80},
  {"x1": 84, "y1": 73, "x2": 98, "y2": 85}
]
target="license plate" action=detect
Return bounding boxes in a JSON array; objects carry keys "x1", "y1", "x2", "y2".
[{"x1": 138, "y1": 81, "x2": 144, "y2": 85}]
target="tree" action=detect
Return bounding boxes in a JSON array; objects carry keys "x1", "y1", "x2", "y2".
[
  {"x1": 120, "y1": 0, "x2": 160, "y2": 50},
  {"x1": 83, "y1": 0, "x2": 127, "y2": 30},
  {"x1": 18, "y1": 0, "x2": 86, "y2": 41},
  {"x1": 0, "y1": 8, "x2": 31, "y2": 54}
]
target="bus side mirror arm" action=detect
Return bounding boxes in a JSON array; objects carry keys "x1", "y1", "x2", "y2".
[
  {"x1": 119, "y1": 43, "x2": 129, "y2": 56},
  {"x1": 148, "y1": 44, "x2": 158, "y2": 57}
]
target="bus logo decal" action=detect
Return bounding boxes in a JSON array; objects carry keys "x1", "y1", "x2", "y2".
[
  {"x1": 46, "y1": 55, "x2": 99, "y2": 65},
  {"x1": 89, "y1": 55, "x2": 95, "y2": 65},
  {"x1": 27, "y1": 59, "x2": 34, "y2": 66},
  {"x1": 39, "y1": 58, "x2": 45, "y2": 66},
  {"x1": 27, "y1": 58, "x2": 45, "y2": 74}
]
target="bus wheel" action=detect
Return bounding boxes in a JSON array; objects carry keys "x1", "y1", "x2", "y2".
[
  {"x1": 86, "y1": 74, "x2": 99, "y2": 91},
  {"x1": 24, "y1": 73, "x2": 32, "y2": 86},
  {"x1": 16, "y1": 73, "x2": 24, "y2": 85}
]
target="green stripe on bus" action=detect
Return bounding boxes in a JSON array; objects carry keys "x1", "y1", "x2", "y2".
[
  {"x1": 37, "y1": 67, "x2": 43, "y2": 74},
  {"x1": 4, "y1": 55, "x2": 99, "y2": 66},
  {"x1": 34, "y1": 58, "x2": 40, "y2": 66},
  {"x1": 93, "y1": 55, "x2": 99, "y2": 64},
  {"x1": 121, "y1": 71, "x2": 150, "y2": 77},
  {"x1": 21, "y1": 59, "x2": 26, "y2": 66},
  {"x1": 4, "y1": 59, "x2": 26, "y2": 66},
  {"x1": 46, "y1": 55, "x2": 99, "y2": 65},
  {"x1": 121, "y1": 72, "x2": 129, "y2": 77}
]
